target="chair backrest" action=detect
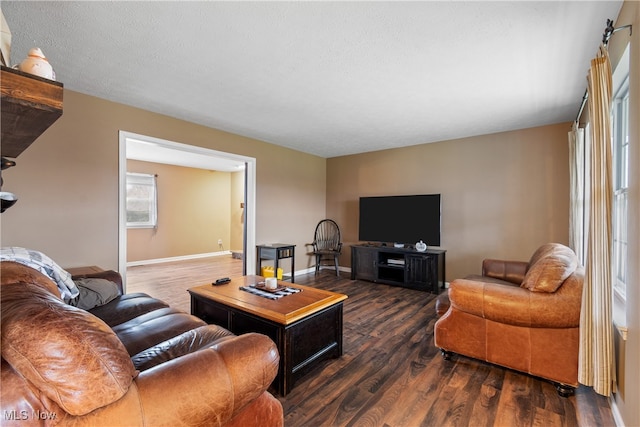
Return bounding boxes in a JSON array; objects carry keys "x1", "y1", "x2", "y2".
[{"x1": 313, "y1": 219, "x2": 341, "y2": 251}]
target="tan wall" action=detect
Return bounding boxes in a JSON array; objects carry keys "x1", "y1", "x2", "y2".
[
  {"x1": 126, "y1": 160, "x2": 233, "y2": 262},
  {"x1": 326, "y1": 122, "x2": 571, "y2": 281},
  {"x1": 0, "y1": 90, "x2": 326, "y2": 273},
  {"x1": 608, "y1": 2, "x2": 639, "y2": 426}
]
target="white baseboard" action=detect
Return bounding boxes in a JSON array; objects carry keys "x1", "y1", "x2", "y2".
[
  {"x1": 610, "y1": 395, "x2": 625, "y2": 427},
  {"x1": 295, "y1": 267, "x2": 316, "y2": 275},
  {"x1": 127, "y1": 259, "x2": 349, "y2": 275},
  {"x1": 126, "y1": 251, "x2": 232, "y2": 267},
  {"x1": 289, "y1": 265, "x2": 351, "y2": 277}
]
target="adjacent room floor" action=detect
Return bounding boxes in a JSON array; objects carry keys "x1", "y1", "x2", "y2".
[{"x1": 126, "y1": 255, "x2": 243, "y2": 313}]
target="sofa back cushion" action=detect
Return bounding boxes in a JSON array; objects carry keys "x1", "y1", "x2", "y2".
[
  {"x1": 521, "y1": 243, "x2": 578, "y2": 293},
  {"x1": 1, "y1": 283, "x2": 137, "y2": 416},
  {"x1": 1, "y1": 261, "x2": 61, "y2": 298}
]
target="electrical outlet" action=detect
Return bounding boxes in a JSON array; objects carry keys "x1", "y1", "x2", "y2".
[{"x1": 217, "y1": 239, "x2": 223, "y2": 246}]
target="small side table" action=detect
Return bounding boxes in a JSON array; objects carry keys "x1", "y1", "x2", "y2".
[
  {"x1": 256, "y1": 243, "x2": 296, "y2": 283},
  {"x1": 65, "y1": 266, "x2": 105, "y2": 276}
]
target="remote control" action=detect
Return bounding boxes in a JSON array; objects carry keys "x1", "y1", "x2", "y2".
[{"x1": 213, "y1": 277, "x2": 231, "y2": 285}]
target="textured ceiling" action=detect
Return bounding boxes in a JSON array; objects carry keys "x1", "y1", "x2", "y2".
[{"x1": 2, "y1": 1, "x2": 623, "y2": 158}]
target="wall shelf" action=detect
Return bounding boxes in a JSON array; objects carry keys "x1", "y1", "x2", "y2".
[{"x1": 1, "y1": 65, "x2": 63, "y2": 158}]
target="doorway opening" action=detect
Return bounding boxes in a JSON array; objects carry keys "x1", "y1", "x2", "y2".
[{"x1": 118, "y1": 131, "x2": 256, "y2": 289}]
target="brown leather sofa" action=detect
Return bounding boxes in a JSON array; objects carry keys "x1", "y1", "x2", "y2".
[
  {"x1": 434, "y1": 243, "x2": 584, "y2": 396},
  {"x1": 1, "y1": 261, "x2": 284, "y2": 426}
]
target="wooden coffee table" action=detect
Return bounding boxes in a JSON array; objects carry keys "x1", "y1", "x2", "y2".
[{"x1": 188, "y1": 275, "x2": 348, "y2": 396}]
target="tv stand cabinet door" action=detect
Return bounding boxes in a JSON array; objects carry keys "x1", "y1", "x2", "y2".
[
  {"x1": 405, "y1": 254, "x2": 436, "y2": 292},
  {"x1": 351, "y1": 246, "x2": 377, "y2": 281}
]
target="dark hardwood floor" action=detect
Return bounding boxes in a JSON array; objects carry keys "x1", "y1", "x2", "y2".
[{"x1": 126, "y1": 257, "x2": 614, "y2": 427}]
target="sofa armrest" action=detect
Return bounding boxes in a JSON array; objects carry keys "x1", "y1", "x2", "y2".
[
  {"x1": 448, "y1": 276, "x2": 581, "y2": 328},
  {"x1": 135, "y1": 333, "x2": 280, "y2": 426},
  {"x1": 481, "y1": 259, "x2": 528, "y2": 285},
  {"x1": 72, "y1": 270, "x2": 123, "y2": 295}
]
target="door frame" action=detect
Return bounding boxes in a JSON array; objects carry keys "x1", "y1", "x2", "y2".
[{"x1": 118, "y1": 131, "x2": 257, "y2": 288}]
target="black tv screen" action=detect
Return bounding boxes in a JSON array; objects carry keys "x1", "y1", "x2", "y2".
[{"x1": 358, "y1": 194, "x2": 441, "y2": 247}]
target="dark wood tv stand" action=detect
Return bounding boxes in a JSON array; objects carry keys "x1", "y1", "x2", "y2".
[{"x1": 351, "y1": 244, "x2": 446, "y2": 293}]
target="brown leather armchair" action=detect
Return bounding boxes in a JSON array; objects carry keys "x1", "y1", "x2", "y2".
[
  {"x1": 1, "y1": 261, "x2": 284, "y2": 426},
  {"x1": 434, "y1": 243, "x2": 584, "y2": 396}
]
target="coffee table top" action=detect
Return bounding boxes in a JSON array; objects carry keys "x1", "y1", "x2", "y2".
[{"x1": 188, "y1": 275, "x2": 347, "y2": 325}]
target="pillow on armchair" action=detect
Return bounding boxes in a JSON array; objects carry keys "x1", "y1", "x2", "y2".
[
  {"x1": 72, "y1": 277, "x2": 121, "y2": 310},
  {"x1": 521, "y1": 243, "x2": 578, "y2": 293}
]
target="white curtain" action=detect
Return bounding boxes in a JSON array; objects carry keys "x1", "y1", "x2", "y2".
[
  {"x1": 568, "y1": 124, "x2": 586, "y2": 265},
  {"x1": 578, "y1": 44, "x2": 615, "y2": 396}
]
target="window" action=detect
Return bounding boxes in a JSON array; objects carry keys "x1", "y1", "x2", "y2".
[
  {"x1": 611, "y1": 44, "x2": 629, "y2": 306},
  {"x1": 126, "y1": 173, "x2": 157, "y2": 228}
]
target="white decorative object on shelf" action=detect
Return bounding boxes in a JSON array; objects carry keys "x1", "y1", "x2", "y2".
[
  {"x1": 18, "y1": 48, "x2": 55, "y2": 80},
  {"x1": 415, "y1": 240, "x2": 427, "y2": 252}
]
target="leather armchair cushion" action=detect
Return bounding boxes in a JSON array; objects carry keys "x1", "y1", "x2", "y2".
[
  {"x1": 89, "y1": 292, "x2": 170, "y2": 327},
  {"x1": 481, "y1": 259, "x2": 528, "y2": 285},
  {"x1": 521, "y1": 243, "x2": 577, "y2": 293},
  {"x1": 1, "y1": 283, "x2": 137, "y2": 416},
  {"x1": 226, "y1": 392, "x2": 284, "y2": 427},
  {"x1": 111, "y1": 307, "x2": 207, "y2": 356},
  {"x1": 131, "y1": 325, "x2": 235, "y2": 371},
  {"x1": 464, "y1": 274, "x2": 521, "y2": 287},
  {"x1": 209, "y1": 333, "x2": 281, "y2": 412},
  {"x1": 134, "y1": 333, "x2": 280, "y2": 426},
  {"x1": 449, "y1": 269, "x2": 583, "y2": 328}
]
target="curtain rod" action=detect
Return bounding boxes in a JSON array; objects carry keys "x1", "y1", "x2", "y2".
[{"x1": 574, "y1": 19, "x2": 633, "y2": 123}]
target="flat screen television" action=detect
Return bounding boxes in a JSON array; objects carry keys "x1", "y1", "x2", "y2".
[{"x1": 358, "y1": 194, "x2": 441, "y2": 247}]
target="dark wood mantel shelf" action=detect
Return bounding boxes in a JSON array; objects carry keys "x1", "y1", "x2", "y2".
[{"x1": 1, "y1": 65, "x2": 63, "y2": 158}]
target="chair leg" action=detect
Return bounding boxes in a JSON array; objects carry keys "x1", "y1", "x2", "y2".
[
  {"x1": 554, "y1": 383, "x2": 575, "y2": 398},
  {"x1": 334, "y1": 255, "x2": 339, "y2": 276},
  {"x1": 440, "y1": 349, "x2": 452, "y2": 360},
  {"x1": 315, "y1": 255, "x2": 320, "y2": 275}
]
